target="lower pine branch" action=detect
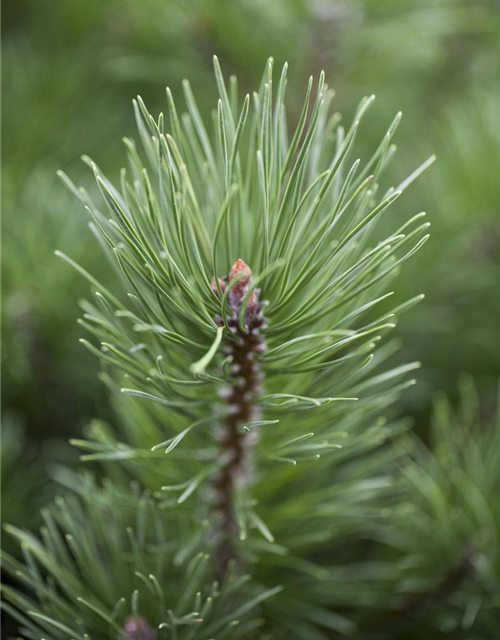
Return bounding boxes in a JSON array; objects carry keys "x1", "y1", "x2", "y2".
[{"x1": 365, "y1": 546, "x2": 475, "y2": 636}]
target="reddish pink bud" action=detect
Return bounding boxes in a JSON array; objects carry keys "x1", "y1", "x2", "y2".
[
  {"x1": 122, "y1": 616, "x2": 156, "y2": 640},
  {"x1": 229, "y1": 259, "x2": 252, "y2": 305},
  {"x1": 229, "y1": 259, "x2": 252, "y2": 285}
]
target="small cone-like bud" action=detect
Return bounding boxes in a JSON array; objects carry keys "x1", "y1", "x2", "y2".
[
  {"x1": 122, "y1": 616, "x2": 156, "y2": 640},
  {"x1": 229, "y1": 258, "x2": 252, "y2": 284},
  {"x1": 229, "y1": 259, "x2": 252, "y2": 305}
]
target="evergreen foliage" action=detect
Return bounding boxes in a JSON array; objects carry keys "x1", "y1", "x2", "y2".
[
  {"x1": 2, "y1": 58, "x2": 497, "y2": 640},
  {"x1": 375, "y1": 375, "x2": 500, "y2": 638},
  {"x1": 3, "y1": 0, "x2": 497, "y2": 459}
]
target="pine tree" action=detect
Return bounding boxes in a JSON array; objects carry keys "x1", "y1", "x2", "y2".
[{"x1": 6, "y1": 56, "x2": 485, "y2": 639}]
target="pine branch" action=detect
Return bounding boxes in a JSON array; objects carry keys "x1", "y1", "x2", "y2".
[
  {"x1": 211, "y1": 259, "x2": 266, "y2": 577},
  {"x1": 2, "y1": 58, "x2": 464, "y2": 640},
  {"x1": 398, "y1": 547, "x2": 475, "y2": 623},
  {"x1": 366, "y1": 547, "x2": 476, "y2": 636}
]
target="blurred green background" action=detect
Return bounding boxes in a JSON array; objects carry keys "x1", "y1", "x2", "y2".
[{"x1": 2, "y1": 0, "x2": 499, "y2": 532}]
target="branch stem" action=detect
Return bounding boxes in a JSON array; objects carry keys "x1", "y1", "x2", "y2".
[{"x1": 211, "y1": 260, "x2": 265, "y2": 578}]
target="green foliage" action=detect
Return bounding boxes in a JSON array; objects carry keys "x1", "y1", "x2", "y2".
[
  {"x1": 367, "y1": 375, "x2": 500, "y2": 638},
  {"x1": 57, "y1": 55, "x2": 432, "y2": 544},
  {"x1": 4, "y1": 375, "x2": 499, "y2": 638},
  {"x1": 2, "y1": 472, "x2": 280, "y2": 639},
  {"x1": 397, "y1": 87, "x2": 500, "y2": 409},
  {"x1": 2, "y1": 0, "x2": 497, "y2": 479},
  {"x1": 3, "y1": 0, "x2": 498, "y2": 441},
  {"x1": 2, "y1": 1, "x2": 498, "y2": 637},
  {"x1": 1, "y1": 168, "x2": 108, "y2": 437},
  {"x1": 0, "y1": 420, "x2": 48, "y2": 557},
  {"x1": 3, "y1": 58, "x2": 434, "y2": 640}
]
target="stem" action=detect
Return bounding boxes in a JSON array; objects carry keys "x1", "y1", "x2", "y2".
[{"x1": 211, "y1": 260, "x2": 265, "y2": 579}]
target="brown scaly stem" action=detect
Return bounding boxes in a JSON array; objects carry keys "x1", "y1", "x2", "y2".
[{"x1": 211, "y1": 259, "x2": 266, "y2": 579}]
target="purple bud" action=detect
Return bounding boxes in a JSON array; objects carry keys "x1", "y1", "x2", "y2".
[{"x1": 121, "y1": 616, "x2": 156, "y2": 640}]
